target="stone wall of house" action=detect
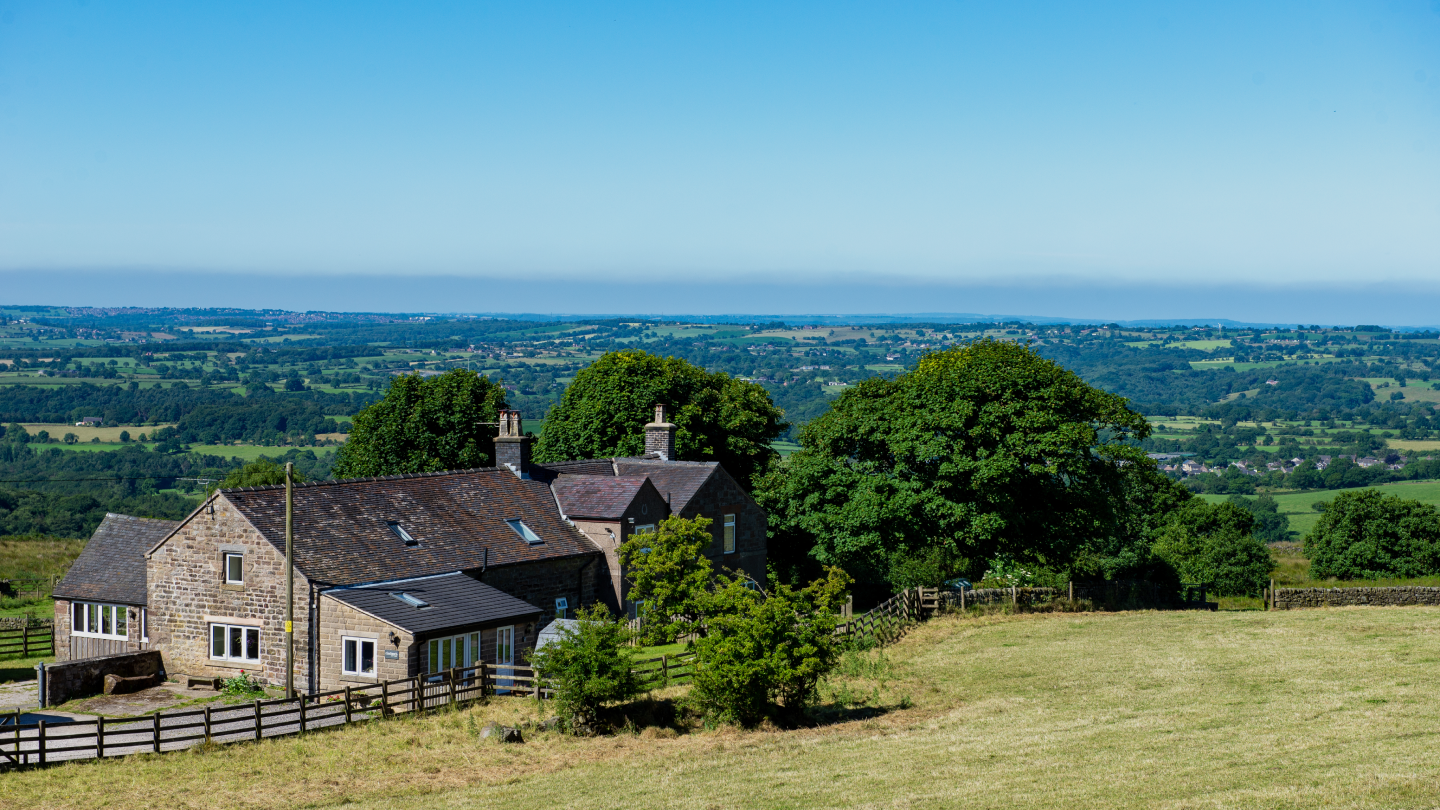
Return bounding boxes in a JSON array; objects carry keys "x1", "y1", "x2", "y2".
[
  {"x1": 573, "y1": 519, "x2": 624, "y2": 611},
  {"x1": 146, "y1": 494, "x2": 312, "y2": 687},
  {"x1": 478, "y1": 554, "x2": 602, "y2": 626},
  {"x1": 316, "y1": 595, "x2": 415, "y2": 691},
  {"x1": 1275, "y1": 586, "x2": 1440, "y2": 609},
  {"x1": 51, "y1": 600, "x2": 148, "y2": 662},
  {"x1": 677, "y1": 468, "x2": 767, "y2": 585}
]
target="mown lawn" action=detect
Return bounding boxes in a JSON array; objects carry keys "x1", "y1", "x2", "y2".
[{"x1": 10, "y1": 607, "x2": 1440, "y2": 809}]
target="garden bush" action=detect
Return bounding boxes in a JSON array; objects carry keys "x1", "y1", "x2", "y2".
[{"x1": 528, "y1": 604, "x2": 641, "y2": 732}]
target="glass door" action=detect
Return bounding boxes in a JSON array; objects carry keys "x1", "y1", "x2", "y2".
[{"x1": 495, "y1": 625, "x2": 514, "y2": 693}]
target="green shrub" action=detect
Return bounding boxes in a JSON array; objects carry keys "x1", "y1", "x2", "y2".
[
  {"x1": 689, "y1": 567, "x2": 850, "y2": 726},
  {"x1": 1151, "y1": 500, "x2": 1274, "y2": 596},
  {"x1": 1305, "y1": 489, "x2": 1440, "y2": 580},
  {"x1": 528, "y1": 604, "x2": 641, "y2": 732}
]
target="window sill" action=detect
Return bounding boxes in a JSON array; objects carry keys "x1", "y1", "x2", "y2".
[
  {"x1": 208, "y1": 660, "x2": 262, "y2": 669},
  {"x1": 339, "y1": 673, "x2": 378, "y2": 683},
  {"x1": 71, "y1": 634, "x2": 129, "y2": 641},
  {"x1": 221, "y1": 583, "x2": 245, "y2": 592}
]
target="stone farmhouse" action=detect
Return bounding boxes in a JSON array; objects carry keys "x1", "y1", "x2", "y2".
[{"x1": 52, "y1": 405, "x2": 766, "y2": 693}]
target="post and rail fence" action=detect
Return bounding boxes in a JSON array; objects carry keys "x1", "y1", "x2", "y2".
[
  {"x1": 0, "y1": 621, "x2": 54, "y2": 660},
  {"x1": 1, "y1": 647, "x2": 703, "y2": 770}
]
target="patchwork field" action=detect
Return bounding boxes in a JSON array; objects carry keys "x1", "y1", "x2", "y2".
[
  {"x1": 1202, "y1": 480, "x2": 1440, "y2": 538},
  {"x1": 9, "y1": 608, "x2": 1440, "y2": 809}
]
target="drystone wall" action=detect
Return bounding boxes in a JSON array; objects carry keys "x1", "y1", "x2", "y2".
[
  {"x1": 1274, "y1": 586, "x2": 1440, "y2": 609},
  {"x1": 42, "y1": 649, "x2": 163, "y2": 707}
]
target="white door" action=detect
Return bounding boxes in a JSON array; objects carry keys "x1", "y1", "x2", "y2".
[{"x1": 495, "y1": 625, "x2": 514, "y2": 693}]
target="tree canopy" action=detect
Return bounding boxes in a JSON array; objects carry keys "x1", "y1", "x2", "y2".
[
  {"x1": 533, "y1": 350, "x2": 786, "y2": 486},
  {"x1": 1149, "y1": 499, "x2": 1274, "y2": 595},
  {"x1": 218, "y1": 459, "x2": 306, "y2": 490},
  {"x1": 755, "y1": 339, "x2": 1159, "y2": 593},
  {"x1": 618, "y1": 515, "x2": 715, "y2": 645},
  {"x1": 331, "y1": 369, "x2": 508, "y2": 478},
  {"x1": 1305, "y1": 489, "x2": 1440, "y2": 580}
]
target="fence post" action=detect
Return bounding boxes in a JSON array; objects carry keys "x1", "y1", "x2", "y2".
[
  {"x1": 298, "y1": 694, "x2": 307, "y2": 734},
  {"x1": 478, "y1": 663, "x2": 488, "y2": 697},
  {"x1": 411, "y1": 677, "x2": 419, "y2": 714},
  {"x1": 344, "y1": 686, "x2": 353, "y2": 724},
  {"x1": 204, "y1": 705, "x2": 212, "y2": 743},
  {"x1": 96, "y1": 716, "x2": 104, "y2": 759},
  {"x1": 21, "y1": 625, "x2": 27, "y2": 658},
  {"x1": 381, "y1": 681, "x2": 389, "y2": 719},
  {"x1": 36, "y1": 720, "x2": 44, "y2": 766},
  {"x1": 254, "y1": 699, "x2": 262, "y2": 740},
  {"x1": 1069, "y1": 581, "x2": 1074, "y2": 604},
  {"x1": 153, "y1": 713, "x2": 161, "y2": 753},
  {"x1": 448, "y1": 668, "x2": 457, "y2": 706},
  {"x1": 661, "y1": 655, "x2": 669, "y2": 687},
  {"x1": 1269, "y1": 579, "x2": 1275, "y2": 611}
]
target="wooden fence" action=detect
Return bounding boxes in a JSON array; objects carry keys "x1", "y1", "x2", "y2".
[
  {"x1": 0, "y1": 623, "x2": 54, "y2": 660},
  {"x1": 0, "y1": 649, "x2": 706, "y2": 769},
  {"x1": 834, "y1": 587, "x2": 939, "y2": 647},
  {"x1": 0, "y1": 661, "x2": 545, "y2": 769},
  {"x1": 0, "y1": 577, "x2": 58, "y2": 601}
]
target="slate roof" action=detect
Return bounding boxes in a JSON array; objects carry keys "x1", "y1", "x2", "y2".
[
  {"x1": 532, "y1": 459, "x2": 616, "y2": 477},
  {"x1": 326, "y1": 572, "x2": 541, "y2": 635},
  {"x1": 551, "y1": 475, "x2": 655, "y2": 520},
  {"x1": 219, "y1": 468, "x2": 600, "y2": 587},
  {"x1": 613, "y1": 460, "x2": 719, "y2": 514},
  {"x1": 54, "y1": 513, "x2": 179, "y2": 606}
]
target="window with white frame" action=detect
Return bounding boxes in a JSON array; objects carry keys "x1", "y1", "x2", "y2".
[
  {"x1": 723, "y1": 513, "x2": 736, "y2": 554},
  {"x1": 427, "y1": 631, "x2": 480, "y2": 674},
  {"x1": 210, "y1": 623, "x2": 261, "y2": 663},
  {"x1": 72, "y1": 602, "x2": 128, "y2": 639},
  {"x1": 141, "y1": 608, "x2": 148, "y2": 643},
  {"x1": 342, "y1": 637, "x2": 376, "y2": 677},
  {"x1": 223, "y1": 552, "x2": 244, "y2": 585}
]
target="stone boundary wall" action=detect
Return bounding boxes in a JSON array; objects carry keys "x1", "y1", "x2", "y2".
[
  {"x1": 1275, "y1": 586, "x2": 1440, "y2": 609},
  {"x1": 947, "y1": 587, "x2": 1058, "y2": 606},
  {"x1": 0, "y1": 617, "x2": 52, "y2": 630},
  {"x1": 42, "y1": 650, "x2": 163, "y2": 707}
]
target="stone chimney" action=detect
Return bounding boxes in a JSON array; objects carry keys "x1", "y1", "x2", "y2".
[
  {"x1": 644, "y1": 404, "x2": 676, "y2": 461},
  {"x1": 493, "y1": 410, "x2": 531, "y2": 476}
]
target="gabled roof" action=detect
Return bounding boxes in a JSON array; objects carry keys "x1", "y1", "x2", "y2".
[
  {"x1": 613, "y1": 460, "x2": 719, "y2": 513},
  {"x1": 326, "y1": 572, "x2": 541, "y2": 635},
  {"x1": 552, "y1": 475, "x2": 657, "y2": 520},
  {"x1": 217, "y1": 468, "x2": 599, "y2": 587},
  {"x1": 55, "y1": 513, "x2": 179, "y2": 606}
]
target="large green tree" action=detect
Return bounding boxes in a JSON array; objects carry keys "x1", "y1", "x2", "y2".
[
  {"x1": 534, "y1": 350, "x2": 785, "y2": 486},
  {"x1": 1305, "y1": 489, "x2": 1440, "y2": 579},
  {"x1": 331, "y1": 369, "x2": 508, "y2": 478},
  {"x1": 618, "y1": 515, "x2": 716, "y2": 644},
  {"x1": 755, "y1": 339, "x2": 1158, "y2": 592},
  {"x1": 1150, "y1": 500, "x2": 1274, "y2": 595}
]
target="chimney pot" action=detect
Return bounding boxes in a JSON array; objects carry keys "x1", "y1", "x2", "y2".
[{"x1": 493, "y1": 409, "x2": 531, "y2": 476}]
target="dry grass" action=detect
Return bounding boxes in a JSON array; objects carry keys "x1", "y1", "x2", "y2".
[
  {"x1": 11, "y1": 608, "x2": 1440, "y2": 809},
  {"x1": 0, "y1": 535, "x2": 85, "y2": 581},
  {"x1": 18, "y1": 423, "x2": 174, "y2": 442}
]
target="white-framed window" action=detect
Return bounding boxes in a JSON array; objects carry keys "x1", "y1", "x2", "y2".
[
  {"x1": 72, "y1": 602, "x2": 128, "y2": 640},
  {"x1": 210, "y1": 623, "x2": 261, "y2": 663},
  {"x1": 342, "y1": 637, "x2": 376, "y2": 677},
  {"x1": 496, "y1": 626, "x2": 514, "y2": 666},
  {"x1": 223, "y1": 552, "x2": 244, "y2": 584},
  {"x1": 427, "y1": 631, "x2": 480, "y2": 674},
  {"x1": 634, "y1": 524, "x2": 655, "y2": 535},
  {"x1": 723, "y1": 513, "x2": 736, "y2": 554},
  {"x1": 140, "y1": 608, "x2": 148, "y2": 643}
]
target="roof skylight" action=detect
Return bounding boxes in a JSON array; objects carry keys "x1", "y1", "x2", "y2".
[
  {"x1": 506, "y1": 519, "x2": 543, "y2": 545},
  {"x1": 388, "y1": 522, "x2": 420, "y2": 547},
  {"x1": 390, "y1": 592, "x2": 429, "y2": 608}
]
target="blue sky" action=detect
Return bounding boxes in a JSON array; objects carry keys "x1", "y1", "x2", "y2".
[{"x1": 1, "y1": 1, "x2": 1438, "y2": 320}]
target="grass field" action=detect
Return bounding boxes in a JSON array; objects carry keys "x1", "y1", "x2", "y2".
[
  {"x1": 11, "y1": 608, "x2": 1440, "y2": 809},
  {"x1": 19, "y1": 423, "x2": 174, "y2": 442}
]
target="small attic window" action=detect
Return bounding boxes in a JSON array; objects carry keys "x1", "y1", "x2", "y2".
[
  {"x1": 389, "y1": 522, "x2": 419, "y2": 547},
  {"x1": 390, "y1": 592, "x2": 429, "y2": 608},
  {"x1": 506, "y1": 519, "x2": 543, "y2": 545}
]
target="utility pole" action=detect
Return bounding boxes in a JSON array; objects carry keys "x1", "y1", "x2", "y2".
[{"x1": 285, "y1": 462, "x2": 294, "y2": 699}]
